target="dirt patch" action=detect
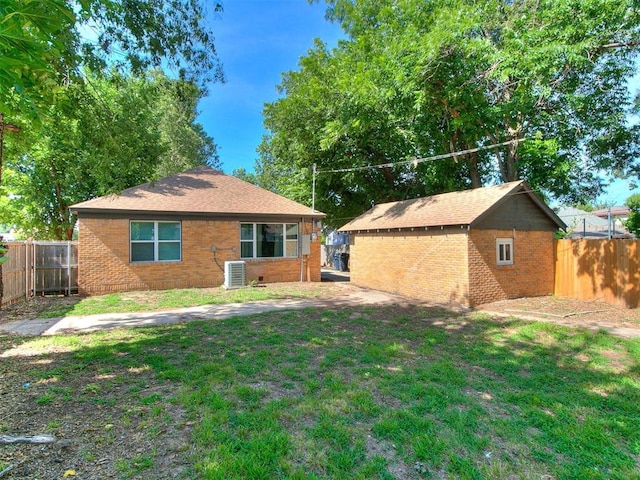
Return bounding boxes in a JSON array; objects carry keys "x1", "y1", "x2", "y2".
[
  {"x1": 477, "y1": 296, "x2": 640, "y2": 334},
  {"x1": 0, "y1": 296, "x2": 81, "y2": 325},
  {"x1": 0, "y1": 351, "x2": 191, "y2": 479}
]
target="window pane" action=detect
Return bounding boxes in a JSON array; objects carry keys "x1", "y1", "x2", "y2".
[
  {"x1": 241, "y1": 242, "x2": 253, "y2": 258},
  {"x1": 131, "y1": 243, "x2": 154, "y2": 262},
  {"x1": 499, "y1": 244, "x2": 505, "y2": 261},
  {"x1": 158, "y1": 222, "x2": 180, "y2": 241},
  {"x1": 504, "y1": 243, "x2": 511, "y2": 261},
  {"x1": 241, "y1": 224, "x2": 254, "y2": 240},
  {"x1": 286, "y1": 241, "x2": 297, "y2": 257},
  {"x1": 257, "y1": 224, "x2": 283, "y2": 258},
  {"x1": 131, "y1": 222, "x2": 154, "y2": 241},
  {"x1": 286, "y1": 224, "x2": 298, "y2": 240},
  {"x1": 158, "y1": 242, "x2": 180, "y2": 261}
]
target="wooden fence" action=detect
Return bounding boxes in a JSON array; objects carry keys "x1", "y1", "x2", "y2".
[
  {"x1": 1, "y1": 241, "x2": 78, "y2": 307},
  {"x1": 555, "y1": 239, "x2": 639, "y2": 308}
]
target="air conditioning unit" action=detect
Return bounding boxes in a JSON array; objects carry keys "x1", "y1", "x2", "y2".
[{"x1": 224, "y1": 261, "x2": 246, "y2": 289}]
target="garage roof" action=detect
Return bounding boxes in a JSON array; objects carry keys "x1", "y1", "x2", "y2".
[{"x1": 338, "y1": 180, "x2": 564, "y2": 232}]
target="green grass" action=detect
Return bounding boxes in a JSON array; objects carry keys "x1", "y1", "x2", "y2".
[
  {"x1": 2, "y1": 306, "x2": 639, "y2": 479},
  {"x1": 35, "y1": 283, "x2": 334, "y2": 318}
]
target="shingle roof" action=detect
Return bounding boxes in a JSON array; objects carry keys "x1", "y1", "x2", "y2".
[
  {"x1": 338, "y1": 180, "x2": 562, "y2": 231},
  {"x1": 71, "y1": 166, "x2": 325, "y2": 218}
]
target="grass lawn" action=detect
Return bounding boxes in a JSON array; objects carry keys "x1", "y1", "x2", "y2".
[
  {"x1": 1, "y1": 303, "x2": 639, "y2": 479},
  {"x1": 14, "y1": 283, "x2": 338, "y2": 319}
]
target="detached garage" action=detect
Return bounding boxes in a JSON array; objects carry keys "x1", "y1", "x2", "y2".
[{"x1": 338, "y1": 181, "x2": 565, "y2": 307}]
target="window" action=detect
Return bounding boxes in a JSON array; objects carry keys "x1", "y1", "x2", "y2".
[
  {"x1": 240, "y1": 223, "x2": 298, "y2": 258},
  {"x1": 130, "y1": 221, "x2": 181, "y2": 262},
  {"x1": 496, "y1": 238, "x2": 513, "y2": 265}
]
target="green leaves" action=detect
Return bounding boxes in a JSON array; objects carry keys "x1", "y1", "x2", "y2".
[
  {"x1": 0, "y1": 0, "x2": 223, "y2": 118},
  {"x1": 260, "y1": 0, "x2": 640, "y2": 225},
  {"x1": 2, "y1": 70, "x2": 218, "y2": 240},
  {"x1": 0, "y1": 244, "x2": 7, "y2": 265},
  {"x1": 624, "y1": 193, "x2": 640, "y2": 236}
]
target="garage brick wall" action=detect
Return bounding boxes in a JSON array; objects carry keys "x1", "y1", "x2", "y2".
[
  {"x1": 348, "y1": 228, "x2": 556, "y2": 308},
  {"x1": 349, "y1": 229, "x2": 471, "y2": 306},
  {"x1": 467, "y1": 229, "x2": 556, "y2": 307},
  {"x1": 77, "y1": 217, "x2": 321, "y2": 295}
]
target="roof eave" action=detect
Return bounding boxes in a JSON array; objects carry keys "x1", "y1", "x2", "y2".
[
  {"x1": 339, "y1": 224, "x2": 470, "y2": 233},
  {"x1": 71, "y1": 208, "x2": 326, "y2": 219}
]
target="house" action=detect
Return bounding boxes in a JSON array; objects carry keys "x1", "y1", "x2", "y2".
[
  {"x1": 556, "y1": 206, "x2": 612, "y2": 238},
  {"x1": 70, "y1": 166, "x2": 325, "y2": 295},
  {"x1": 338, "y1": 180, "x2": 565, "y2": 307},
  {"x1": 591, "y1": 206, "x2": 633, "y2": 238}
]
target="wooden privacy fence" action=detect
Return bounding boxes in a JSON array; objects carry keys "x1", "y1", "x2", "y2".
[
  {"x1": 555, "y1": 239, "x2": 640, "y2": 309},
  {"x1": 2, "y1": 241, "x2": 78, "y2": 307}
]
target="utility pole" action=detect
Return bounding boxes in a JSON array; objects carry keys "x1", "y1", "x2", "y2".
[{"x1": 0, "y1": 113, "x2": 21, "y2": 185}]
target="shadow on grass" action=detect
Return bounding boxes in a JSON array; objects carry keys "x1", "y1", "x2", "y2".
[{"x1": 1, "y1": 304, "x2": 638, "y2": 479}]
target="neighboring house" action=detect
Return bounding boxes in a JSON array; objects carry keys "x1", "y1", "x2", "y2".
[
  {"x1": 338, "y1": 180, "x2": 565, "y2": 307},
  {"x1": 591, "y1": 206, "x2": 632, "y2": 238},
  {"x1": 70, "y1": 166, "x2": 325, "y2": 295},
  {"x1": 556, "y1": 206, "x2": 612, "y2": 238}
]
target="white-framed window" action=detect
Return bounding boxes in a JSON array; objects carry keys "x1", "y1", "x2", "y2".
[
  {"x1": 130, "y1": 221, "x2": 181, "y2": 262},
  {"x1": 240, "y1": 223, "x2": 298, "y2": 259},
  {"x1": 496, "y1": 238, "x2": 514, "y2": 266}
]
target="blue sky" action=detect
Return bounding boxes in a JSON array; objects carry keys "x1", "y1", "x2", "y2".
[
  {"x1": 198, "y1": 0, "x2": 342, "y2": 175},
  {"x1": 197, "y1": 1, "x2": 638, "y2": 205}
]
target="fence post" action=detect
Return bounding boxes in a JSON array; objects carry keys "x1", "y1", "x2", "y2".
[
  {"x1": 24, "y1": 241, "x2": 28, "y2": 300},
  {"x1": 67, "y1": 241, "x2": 71, "y2": 296}
]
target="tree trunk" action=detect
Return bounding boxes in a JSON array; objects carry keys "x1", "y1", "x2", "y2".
[{"x1": 467, "y1": 152, "x2": 482, "y2": 188}]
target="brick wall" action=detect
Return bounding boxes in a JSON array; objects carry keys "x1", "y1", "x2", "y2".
[
  {"x1": 349, "y1": 229, "x2": 471, "y2": 306},
  {"x1": 467, "y1": 229, "x2": 555, "y2": 307},
  {"x1": 78, "y1": 217, "x2": 321, "y2": 295},
  {"x1": 348, "y1": 228, "x2": 555, "y2": 308}
]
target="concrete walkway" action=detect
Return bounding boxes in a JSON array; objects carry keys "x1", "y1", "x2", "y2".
[{"x1": 0, "y1": 286, "x2": 407, "y2": 336}]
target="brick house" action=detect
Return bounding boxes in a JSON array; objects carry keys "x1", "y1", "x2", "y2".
[
  {"x1": 338, "y1": 181, "x2": 565, "y2": 307},
  {"x1": 70, "y1": 166, "x2": 325, "y2": 295}
]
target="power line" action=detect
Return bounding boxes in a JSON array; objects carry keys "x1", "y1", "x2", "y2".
[
  {"x1": 315, "y1": 139, "x2": 523, "y2": 174},
  {"x1": 311, "y1": 138, "x2": 524, "y2": 211}
]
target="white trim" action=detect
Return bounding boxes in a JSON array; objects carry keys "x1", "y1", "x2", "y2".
[
  {"x1": 496, "y1": 238, "x2": 514, "y2": 266},
  {"x1": 130, "y1": 220, "x2": 182, "y2": 263},
  {"x1": 240, "y1": 222, "x2": 299, "y2": 259}
]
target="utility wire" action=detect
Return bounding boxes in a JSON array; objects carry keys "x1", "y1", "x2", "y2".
[{"x1": 315, "y1": 139, "x2": 523, "y2": 174}]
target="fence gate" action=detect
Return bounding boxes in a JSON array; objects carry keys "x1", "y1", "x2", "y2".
[
  {"x1": 33, "y1": 241, "x2": 78, "y2": 296},
  {"x1": 1, "y1": 241, "x2": 78, "y2": 306}
]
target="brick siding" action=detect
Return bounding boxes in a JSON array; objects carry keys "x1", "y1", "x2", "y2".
[
  {"x1": 467, "y1": 229, "x2": 556, "y2": 307},
  {"x1": 77, "y1": 218, "x2": 321, "y2": 295},
  {"x1": 349, "y1": 229, "x2": 471, "y2": 306},
  {"x1": 349, "y1": 228, "x2": 555, "y2": 307}
]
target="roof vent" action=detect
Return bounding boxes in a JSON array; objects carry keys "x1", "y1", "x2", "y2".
[{"x1": 224, "y1": 261, "x2": 246, "y2": 289}]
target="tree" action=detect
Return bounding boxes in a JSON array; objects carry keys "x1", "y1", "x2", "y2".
[
  {"x1": 260, "y1": 0, "x2": 640, "y2": 225},
  {"x1": 624, "y1": 193, "x2": 640, "y2": 237},
  {"x1": 231, "y1": 168, "x2": 258, "y2": 185},
  {"x1": 1, "y1": 71, "x2": 218, "y2": 240},
  {"x1": 1, "y1": 0, "x2": 223, "y2": 117}
]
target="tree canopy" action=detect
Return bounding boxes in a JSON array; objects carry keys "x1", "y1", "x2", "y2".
[
  {"x1": 0, "y1": 0, "x2": 222, "y2": 240},
  {"x1": 625, "y1": 193, "x2": 640, "y2": 236},
  {"x1": 1, "y1": 0, "x2": 223, "y2": 118},
  {"x1": 259, "y1": 0, "x2": 640, "y2": 226},
  {"x1": 1, "y1": 71, "x2": 218, "y2": 240}
]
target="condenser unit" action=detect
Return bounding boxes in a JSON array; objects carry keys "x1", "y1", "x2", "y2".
[{"x1": 224, "y1": 261, "x2": 246, "y2": 289}]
